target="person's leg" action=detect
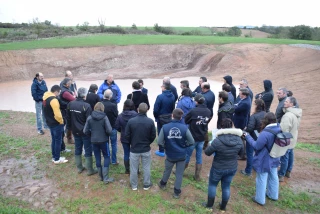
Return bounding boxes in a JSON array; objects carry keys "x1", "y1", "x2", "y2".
[
  {"x1": 278, "y1": 150, "x2": 289, "y2": 178},
  {"x1": 50, "y1": 127, "x2": 55, "y2": 160},
  {"x1": 220, "y1": 169, "x2": 237, "y2": 210},
  {"x1": 157, "y1": 122, "x2": 164, "y2": 153},
  {"x1": 122, "y1": 142, "x2": 130, "y2": 174},
  {"x1": 255, "y1": 171, "x2": 268, "y2": 205},
  {"x1": 110, "y1": 129, "x2": 118, "y2": 164},
  {"x1": 267, "y1": 167, "x2": 279, "y2": 200},
  {"x1": 83, "y1": 136, "x2": 97, "y2": 175},
  {"x1": 53, "y1": 125, "x2": 63, "y2": 161},
  {"x1": 185, "y1": 145, "x2": 195, "y2": 164},
  {"x1": 195, "y1": 141, "x2": 204, "y2": 164},
  {"x1": 92, "y1": 144, "x2": 101, "y2": 168},
  {"x1": 130, "y1": 152, "x2": 140, "y2": 189},
  {"x1": 174, "y1": 160, "x2": 185, "y2": 192},
  {"x1": 245, "y1": 143, "x2": 254, "y2": 174},
  {"x1": 60, "y1": 131, "x2": 66, "y2": 151},
  {"x1": 35, "y1": 101, "x2": 42, "y2": 132},
  {"x1": 41, "y1": 105, "x2": 48, "y2": 129},
  {"x1": 101, "y1": 142, "x2": 113, "y2": 183},
  {"x1": 287, "y1": 149, "x2": 294, "y2": 173},
  {"x1": 207, "y1": 167, "x2": 221, "y2": 199},
  {"x1": 74, "y1": 135, "x2": 84, "y2": 172},
  {"x1": 141, "y1": 151, "x2": 152, "y2": 188},
  {"x1": 161, "y1": 159, "x2": 175, "y2": 184}
]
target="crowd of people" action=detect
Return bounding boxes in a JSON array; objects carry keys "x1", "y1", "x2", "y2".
[{"x1": 31, "y1": 71, "x2": 302, "y2": 211}]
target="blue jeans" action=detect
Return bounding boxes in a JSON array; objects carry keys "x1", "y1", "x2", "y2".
[
  {"x1": 185, "y1": 141, "x2": 204, "y2": 164},
  {"x1": 157, "y1": 122, "x2": 164, "y2": 152},
  {"x1": 106, "y1": 129, "x2": 118, "y2": 164},
  {"x1": 74, "y1": 135, "x2": 92, "y2": 157},
  {"x1": 245, "y1": 143, "x2": 254, "y2": 174},
  {"x1": 50, "y1": 124, "x2": 64, "y2": 161},
  {"x1": 255, "y1": 167, "x2": 279, "y2": 204},
  {"x1": 35, "y1": 101, "x2": 48, "y2": 131},
  {"x1": 122, "y1": 142, "x2": 130, "y2": 161},
  {"x1": 92, "y1": 143, "x2": 110, "y2": 167},
  {"x1": 278, "y1": 149, "x2": 294, "y2": 176},
  {"x1": 208, "y1": 168, "x2": 237, "y2": 201}
]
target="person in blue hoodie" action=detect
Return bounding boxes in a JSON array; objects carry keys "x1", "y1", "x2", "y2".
[
  {"x1": 176, "y1": 88, "x2": 196, "y2": 124},
  {"x1": 97, "y1": 74, "x2": 122, "y2": 104},
  {"x1": 245, "y1": 112, "x2": 280, "y2": 206},
  {"x1": 157, "y1": 108, "x2": 195, "y2": 199},
  {"x1": 115, "y1": 99, "x2": 138, "y2": 174},
  {"x1": 255, "y1": 80, "x2": 274, "y2": 112},
  {"x1": 153, "y1": 83, "x2": 175, "y2": 157},
  {"x1": 31, "y1": 72, "x2": 48, "y2": 135}
]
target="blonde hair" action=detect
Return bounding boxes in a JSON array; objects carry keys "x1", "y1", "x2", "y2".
[{"x1": 94, "y1": 102, "x2": 105, "y2": 112}]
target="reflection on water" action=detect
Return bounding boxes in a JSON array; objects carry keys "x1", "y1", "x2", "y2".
[{"x1": 0, "y1": 77, "x2": 224, "y2": 131}]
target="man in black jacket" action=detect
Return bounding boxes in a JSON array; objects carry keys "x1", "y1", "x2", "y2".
[
  {"x1": 275, "y1": 87, "x2": 287, "y2": 123},
  {"x1": 223, "y1": 75, "x2": 236, "y2": 103},
  {"x1": 255, "y1": 80, "x2": 274, "y2": 112},
  {"x1": 217, "y1": 91, "x2": 234, "y2": 129},
  {"x1": 101, "y1": 89, "x2": 119, "y2": 165},
  {"x1": 185, "y1": 94, "x2": 212, "y2": 181},
  {"x1": 127, "y1": 81, "x2": 150, "y2": 112},
  {"x1": 67, "y1": 87, "x2": 97, "y2": 176},
  {"x1": 85, "y1": 84, "x2": 101, "y2": 110},
  {"x1": 125, "y1": 103, "x2": 156, "y2": 191}
]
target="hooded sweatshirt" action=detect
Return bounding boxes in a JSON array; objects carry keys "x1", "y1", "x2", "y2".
[
  {"x1": 115, "y1": 110, "x2": 138, "y2": 143},
  {"x1": 280, "y1": 107, "x2": 302, "y2": 149},
  {"x1": 153, "y1": 90, "x2": 175, "y2": 121},
  {"x1": 176, "y1": 96, "x2": 196, "y2": 123},
  {"x1": 43, "y1": 92, "x2": 63, "y2": 127},
  {"x1": 223, "y1": 75, "x2": 236, "y2": 102},
  {"x1": 255, "y1": 80, "x2": 274, "y2": 112},
  {"x1": 31, "y1": 78, "x2": 48, "y2": 102}
]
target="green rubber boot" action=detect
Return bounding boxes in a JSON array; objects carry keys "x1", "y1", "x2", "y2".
[
  {"x1": 75, "y1": 155, "x2": 85, "y2": 174},
  {"x1": 85, "y1": 157, "x2": 98, "y2": 176}
]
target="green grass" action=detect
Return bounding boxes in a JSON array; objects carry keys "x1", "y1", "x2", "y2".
[
  {"x1": 0, "y1": 194, "x2": 47, "y2": 214},
  {"x1": 1, "y1": 34, "x2": 320, "y2": 51},
  {"x1": 309, "y1": 157, "x2": 320, "y2": 167},
  {"x1": 296, "y1": 142, "x2": 320, "y2": 153}
]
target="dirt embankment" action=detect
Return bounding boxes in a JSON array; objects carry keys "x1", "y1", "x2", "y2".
[{"x1": 0, "y1": 44, "x2": 320, "y2": 143}]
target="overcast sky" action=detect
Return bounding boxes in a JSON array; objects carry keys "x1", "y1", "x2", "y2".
[{"x1": 0, "y1": 0, "x2": 318, "y2": 27}]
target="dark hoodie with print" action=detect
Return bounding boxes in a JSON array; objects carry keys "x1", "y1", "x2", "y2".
[
  {"x1": 223, "y1": 75, "x2": 236, "y2": 102},
  {"x1": 255, "y1": 80, "x2": 274, "y2": 112},
  {"x1": 83, "y1": 111, "x2": 112, "y2": 143}
]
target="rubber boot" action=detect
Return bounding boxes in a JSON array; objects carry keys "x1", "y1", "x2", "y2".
[
  {"x1": 97, "y1": 167, "x2": 103, "y2": 181},
  {"x1": 124, "y1": 160, "x2": 130, "y2": 174},
  {"x1": 202, "y1": 196, "x2": 215, "y2": 208},
  {"x1": 194, "y1": 164, "x2": 202, "y2": 181},
  {"x1": 219, "y1": 200, "x2": 228, "y2": 211},
  {"x1": 75, "y1": 155, "x2": 85, "y2": 174},
  {"x1": 102, "y1": 167, "x2": 114, "y2": 184},
  {"x1": 85, "y1": 157, "x2": 98, "y2": 176},
  {"x1": 66, "y1": 129, "x2": 74, "y2": 144}
]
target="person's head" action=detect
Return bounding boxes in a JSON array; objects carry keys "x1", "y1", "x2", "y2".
[
  {"x1": 51, "y1": 85, "x2": 61, "y2": 96},
  {"x1": 172, "y1": 108, "x2": 184, "y2": 120},
  {"x1": 123, "y1": 99, "x2": 135, "y2": 111},
  {"x1": 89, "y1": 84, "x2": 98, "y2": 93},
  {"x1": 181, "y1": 88, "x2": 192, "y2": 97},
  {"x1": 180, "y1": 80, "x2": 189, "y2": 89},
  {"x1": 239, "y1": 79, "x2": 248, "y2": 89},
  {"x1": 161, "y1": 83, "x2": 170, "y2": 91},
  {"x1": 218, "y1": 91, "x2": 228, "y2": 104},
  {"x1": 239, "y1": 88, "x2": 249, "y2": 99},
  {"x1": 106, "y1": 74, "x2": 114, "y2": 84},
  {"x1": 277, "y1": 87, "x2": 287, "y2": 100},
  {"x1": 65, "y1": 70, "x2": 73, "y2": 80},
  {"x1": 104, "y1": 89, "x2": 113, "y2": 100},
  {"x1": 254, "y1": 99, "x2": 265, "y2": 113},
  {"x1": 163, "y1": 76, "x2": 171, "y2": 84},
  {"x1": 77, "y1": 87, "x2": 87, "y2": 99},
  {"x1": 138, "y1": 79, "x2": 144, "y2": 88},
  {"x1": 61, "y1": 78, "x2": 72, "y2": 88},
  {"x1": 94, "y1": 102, "x2": 105, "y2": 112},
  {"x1": 201, "y1": 82, "x2": 210, "y2": 93},
  {"x1": 261, "y1": 112, "x2": 277, "y2": 130},
  {"x1": 222, "y1": 83, "x2": 231, "y2": 92},
  {"x1": 194, "y1": 94, "x2": 205, "y2": 105},
  {"x1": 138, "y1": 103, "x2": 148, "y2": 114},
  {"x1": 132, "y1": 81, "x2": 141, "y2": 90},
  {"x1": 287, "y1": 90, "x2": 293, "y2": 97},
  {"x1": 199, "y1": 77, "x2": 207, "y2": 86},
  {"x1": 284, "y1": 97, "x2": 297, "y2": 108},
  {"x1": 221, "y1": 118, "x2": 233, "y2": 129},
  {"x1": 35, "y1": 72, "x2": 44, "y2": 81}
]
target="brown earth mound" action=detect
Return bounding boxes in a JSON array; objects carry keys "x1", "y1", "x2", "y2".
[{"x1": 0, "y1": 44, "x2": 319, "y2": 143}]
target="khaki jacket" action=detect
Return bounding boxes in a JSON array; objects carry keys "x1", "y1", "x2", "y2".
[{"x1": 280, "y1": 107, "x2": 302, "y2": 149}]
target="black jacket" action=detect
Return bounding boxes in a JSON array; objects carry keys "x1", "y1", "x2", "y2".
[
  {"x1": 202, "y1": 89, "x2": 215, "y2": 117},
  {"x1": 83, "y1": 111, "x2": 112, "y2": 143},
  {"x1": 245, "y1": 111, "x2": 266, "y2": 140},
  {"x1": 223, "y1": 75, "x2": 236, "y2": 103},
  {"x1": 85, "y1": 90, "x2": 101, "y2": 110},
  {"x1": 125, "y1": 113, "x2": 156, "y2": 153},
  {"x1": 275, "y1": 96, "x2": 287, "y2": 123},
  {"x1": 217, "y1": 102, "x2": 234, "y2": 129},
  {"x1": 185, "y1": 104, "x2": 212, "y2": 141},
  {"x1": 66, "y1": 98, "x2": 92, "y2": 136},
  {"x1": 233, "y1": 96, "x2": 251, "y2": 129},
  {"x1": 255, "y1": 80, "x2": 274, "y2": 112},
  {"x1": 115, "y1": 110, "x2": 138, "y2": 143},
  {"x1": 170, "y1": 84, "x2": 178, "y2": 102},
  {"x1": 205, "y1": 128, "x2": 244, "y2": 170},
  {"x1": 127, "y1": 91, "x2": 150, "y2": 112},
  {"x1": 101, "y1": 99, "x2": 118, "y2": 128}
]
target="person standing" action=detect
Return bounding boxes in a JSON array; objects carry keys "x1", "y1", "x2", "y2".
[
  {"x1": 278, "y1": 97, "x2": 302, "y2": 182},
  {"x1": 97, "y1": 74, "x2": 122, "y2": 104},
  {"x1": 163, "y1": 76, "x2": 178, "y2": 102},
  {"x1": 255, "y1": 80, "x2": 274, "y2": 112},
  {"x1": 176, "y1": 88, "x2": 195, "y2": 124},
  {"x1": 233, "y1": 88, "x2": 251, "y2": 130},
  {"x1": 275, "y1": 87, "x2": 287, "y2": 123},
  {"x1": 85, "y1": 84, "x2": 101, "y2": 110},
  {"x1": 43, "y1": 85, "x2": 68, "y2": 164},
  {"x1": 217, "y1": 91, "x2": 234, "y2": 129},
  {"x1": 138, "y1": 79, "x2": 148, "y2": 94},
  {"x1": 31, "y1": 72, "x2": 48, "y2": 135},
  {"x1": 60, "y1": 70, "x2": 78, "y2": 97},
  {"x1": 127, "y1": 81, "x2": 150, "y2": 112},
  {"x1": 223, "y1": 75, "x2": 236, "y2": 103},
  {"x1": 158, "y1": 108, "x2": 195, "y2": 199},
  {"x1": 222, "y1": 83, "x2": 234, "y2": 105},
  {"x1": 192, "y1": 77, "x2": 207, "y2": 97},
  {"x1": 101, "y1": 89, "x2": 119, "y2": 165},
  {"x1": 67, "y1": 87, "x2": 97, "y2": 175},
  {"x1": 125, "y1": 103, "x2": 156, "y2": 191},
  {"x1": 236, "y1": 79, "x2": 253, "y2": 103}
]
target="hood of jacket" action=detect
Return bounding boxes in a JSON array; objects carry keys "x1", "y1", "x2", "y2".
[
  {"x1": 263, "y1": 80, "x2": 273, "y2": 92},
  {"x1": 180, "y1": 96, "x2": 195, "y2": 108},
  {"x1": 91, "y1": 111, "x2": 106, "y2": 120},
  {"x1": 121, "y1": 110, "x2": 138, "y2": 122},
  {"x1": 223, "y1": 75, "x2": 233, "y2": 85},
  {"x1": 43, "y1": 91, "x2": 56, "y2": 100},
  {"x1": 163, "y1": 90, "x2": 174, "y2": 98},
  {"x1": 284, "y1": 107, "x2": 302, "y2": 118},
  {"x1": 104, "y1": 80, "x2": 115, "y2": 86},
  {"x1": 216, "y1": 128, "x2": 242, "y2": 147}
]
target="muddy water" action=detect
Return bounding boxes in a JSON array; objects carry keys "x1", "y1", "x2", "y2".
[{"x1": 0, "y1": 77, "x2": 224, "y2": 130}]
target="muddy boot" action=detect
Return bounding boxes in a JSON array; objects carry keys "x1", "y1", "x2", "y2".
[
  {"x1": 219, "y1": 200, "x2": 228, "y2": 211},
  {"x1": 97, "y1": 167, "x2": 103, "y2": 181},
  {"x1": 102, "y1": 167, "x2": 114, "y2": 184},
  {"x1": 85, "y1": 157, "x2": 98, "y2": 176},
  {"x1": 66, "y1": 130, "x2": 74, "y2": 144},
  {"x1": 194, "y1": 164, "x2": 202, "y2": 181},
  {"x1": 202, "y1": 196, "x2": 215, "y2": 209},
  {"x1": 75, "y1": 155, "x2": 85, "y2": 174},
  {"x1": 124, "y1": 160, "x2": 130, "y2": 174}
]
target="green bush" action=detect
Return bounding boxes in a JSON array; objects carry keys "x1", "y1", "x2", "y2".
[
  {"x1": 153, "y1": 23, "x2": 174, "y2": 35},
  {"x1": 227, "y1": 27, "x2": 242, "y2": 36},
  {"x1": 289, "y1": 25, "x2": 312, "y2": 40},
  {"x1": 105, "y1": 27, "x2": 127, "y2": 34}
]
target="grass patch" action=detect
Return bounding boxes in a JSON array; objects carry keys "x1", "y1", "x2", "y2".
[
  {"x1": 0, "y1": 194, "x2": 47, "y2": 214},
  {"x1": 296, "y1": 143, "x2": 320, "y2": 153},
  {"x1": 308, "y1": 157, "x2": 320, "y2": 167},
  {"x1": 1, "y1": 35, "x2": 320, "y2": 51}
]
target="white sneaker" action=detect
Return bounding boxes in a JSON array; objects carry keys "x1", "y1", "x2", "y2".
[
  {"x1": 132, "y1": 187, "x2": 138, "y2": 191},
  {"x1": 61, "y1": 149, "x2": 72, "y2": 153},
  {"x1": 52, "y1": 157, "x2": 66, "y2": 163},
  {"x1": 54, "y1": 159, "x2": 68, "y2": 164}
]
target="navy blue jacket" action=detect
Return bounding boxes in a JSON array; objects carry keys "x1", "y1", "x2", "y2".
[
  {"x1": 115, "y1": 110, "x2": 138, "y2": 143},
  {"x1": 157, "y1": 120, "x2": 194, "y2": 162},
  {"x1": 233, "y1": 96, "x2": 251, "y2": 129},
  {"x1": 141, "y1": 87, "x2": 148, "y2": 94},
  {"x1": 192, "y1": 85, "x2": 202, "y2": 97},
  {"x1": 202, "y1": 90, "x2": 215, "y2": 117},
  {"x1": 169, "y1": 84, "x2": 178, "y2": 102},
  {"x1": 153, "y1": 90, "x2": 175, "y2": 122},
  {"x1": 31, "y1": 78, "x2": 48, "y2": 102}
]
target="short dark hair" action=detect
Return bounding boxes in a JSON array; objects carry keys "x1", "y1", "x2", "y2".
[
  {"x1": 200, "y1": 77, "x2": 207, "y2": 82},
  {"x1": 163, "y1": 83, "x2": 171, "y2": 90},
  {"x1": 194, "y1": 94, "x2": 205, "y2": 104},
  {"x1": 287, "y1": 90, "x2": 293, "y2": 97},
  {"x1": 51, "y1": 85, "x2": 61, "y2": 93},
  {"x1": 180, "y1": 80, "x2": 189, "y2": 88},
  {"x1": 202, "y1": 82, "x2": 210, "y2": 90},
  {"x1": 89, "y1": 84, "x2": 98, "y2": 91},
  {"x1": 254, "y1": 99, "x2": 265, "y2": 113},
  {"x1": 132, "y1": 81, "x2": 140, "y2": 90},
  {"x1": 221, "y1": 118, "x2": 233, "y2": 128},
  {"x1": 173, "y1": 108, "x2": 183, "y2": 120},
  {"x1": 219, "y1": 91, "x2": 228, "y2": 102},
  {"x1": 287, "y1": 97, "x2": 297, "y2": 106},
  {"x1": 138, "y1": 79, "x2": 144, "y2": 84},
  {"x1": 240, "y1": 88, "x2": 249, "y2": 96},
  {"x1": 138, "y1": 103, "x2": 148, "y2": 113},
  {"x1": 181, "y1": 88, "x2": 192, "y2": 97},
  {"x1": 123, "y1": 99, "x2": 135, "y2": 111},
  {"x1": 222, "y1": 83, "x2": 231, "y2": 92}
]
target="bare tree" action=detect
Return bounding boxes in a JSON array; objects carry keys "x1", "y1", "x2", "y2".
[{"x1": 98, "y1": 18, "x2": 106, "y2": 33}]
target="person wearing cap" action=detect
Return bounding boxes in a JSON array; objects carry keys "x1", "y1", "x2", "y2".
[
  {"x1": 97, "y1": 74, "x2": 122, "y2": 104},
  {"x1": 185, "y1": 94, "x2": 212, "y2": 181}
]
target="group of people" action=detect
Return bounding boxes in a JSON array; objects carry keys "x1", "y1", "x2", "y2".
[{"x1": 31, "y1": 72, "x2": 302, "y2": 211}]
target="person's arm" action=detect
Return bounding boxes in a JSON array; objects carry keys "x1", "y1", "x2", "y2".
[
  {"x1": 280, "y1": 114, "x2": 291, "y2": 132},
  {"x1": 50, "y1": 99, "x2": 63, "y2": 124},
  {"x1": 116, "y1": 85, "x2": 122, "y2": 104},
  {"x1": 262, "y1": 93, "x2": 273, "y2": 103},
  {"x1": 97, "y1": 84, "x2": 104, "y2": 100},
  {"x1": 125, "y1": 121, "x2": 131, "y2": 144},
  {"x1": 234, "y1": 102, "x2": 246, "y2": 113},
  {"x1": 245, "y1": 115, "x2": 256, "y2": 133},
  {"x1": 245, "y1": 132, "x2": 267, "y2": 151},
  {"x1": 62, "y1": 91, "x2": 75, "y2": 102},
  {"x1": 145, "y1": 94, "x2": 150, "y2": 109},
  {"x1": 172, "y1": 87, "x2": 178, "y2": 102},
  {"x1": 104, "y1": 117, "x2": 112, "y2": 135},
  {"x1": 85, "y1": 105, "x2": 92, "y2": 119},
  {"x1": 204, "y1": 139, "x2": 218, "y2": 156},
  {"x1": 184, "y1": 111, "x2": 192, "y2": 124},
  {"x1": 157, "y1": 128, "x2": 165, "y2": 147},
  {"x1": 66, "y1": 103, "x2": 71, "y2": 129},
  {"x1": 31, "y1": 83, "x2": 38, "y2": 101},
  {"x1": 83, "y1": 117, "x2": 91, "y2": 135},
  {"x1": 185, "y1": 129, "x2": 195, "y2": 147},
  {"x1": 114, "y1": 116, "x2": 121, "y2": 132},
  {"x1": 153, "y1": 96, "x2": 161, "y2": 118},
  {"x1": 150, "y1": 122, "x2": 156, "y2": 143}
]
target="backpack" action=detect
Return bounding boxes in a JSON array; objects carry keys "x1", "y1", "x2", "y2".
[{"x1": 264, "y1": 129, "x2": 293, "y2": 158}]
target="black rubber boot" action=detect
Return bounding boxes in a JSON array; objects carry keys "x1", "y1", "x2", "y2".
[
  {"x1": 202, "y1": 196, "x2": 215, "y2": 208},
  {"x1": 124, "y1": 160, "x2": 130, "y2": 174},
  {"x1": 219, "y1": 200, "x2": 228, "y2": 211}
]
